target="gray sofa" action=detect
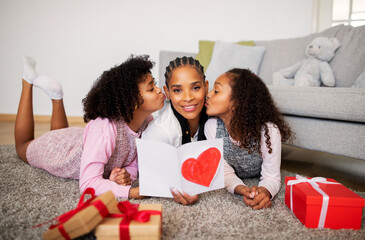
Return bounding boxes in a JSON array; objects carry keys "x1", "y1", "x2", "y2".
[{"x1": 158, "y1": 24, "x2": 365, "y2": 172}]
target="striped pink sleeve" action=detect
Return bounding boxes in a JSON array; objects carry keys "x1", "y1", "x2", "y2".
[{"x1": 79, "y1": 118, "x2": 131, "y2": 198}]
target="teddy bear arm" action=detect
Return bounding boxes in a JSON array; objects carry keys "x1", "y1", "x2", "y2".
[
  {"x1": 319, "y1": 62, "x2": 335, "y2": 87},
  {"x1": 279, "y1": 61, "x2": 304, "y2": 78}
]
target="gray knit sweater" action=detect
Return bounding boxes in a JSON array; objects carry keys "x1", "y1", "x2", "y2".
[{"x1": 216, "y1": 118, "x2": 263, "y2": 179}]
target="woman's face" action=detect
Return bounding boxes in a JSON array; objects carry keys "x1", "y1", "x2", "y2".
[
  {"x1": 138, "y1": 73, "x2": 165, "y2": 113},
  {"x1": 164, "y1": 66, "x2": 208, "y2": 121},
  {"x1": 205, "y1": 73, "x2": 233, "y2": 121}
]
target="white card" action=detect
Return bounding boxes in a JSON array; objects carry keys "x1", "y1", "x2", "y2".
[{"x1": 136, "y1": 138, "x2": 224, "y2": 198}]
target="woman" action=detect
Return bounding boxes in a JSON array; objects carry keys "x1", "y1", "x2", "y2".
[{"x1": 142, "y1": 56, "x2": 209, "y2": 205}]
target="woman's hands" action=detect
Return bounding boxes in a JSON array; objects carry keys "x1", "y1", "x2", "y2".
[
  {"x1": 170, "y1": 187, "x2": 199, "y2": 205},
  {"x1": 235, "y1": 185, "x2": 272, "y2": 210}
]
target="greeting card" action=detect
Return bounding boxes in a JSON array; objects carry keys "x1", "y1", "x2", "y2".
[{"x1": 136, "y1": 139, "x2": 224, "y2": 198}]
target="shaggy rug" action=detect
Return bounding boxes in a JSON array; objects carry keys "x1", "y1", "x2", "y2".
[{"x1": 0, "y1": 145, "x2": 364, "y2": 240}]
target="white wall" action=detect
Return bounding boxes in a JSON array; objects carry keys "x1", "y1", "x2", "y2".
[
  {"x1": 0, "y1": 0, "x2": 314, "y2": 116},
  {"x1": 316, "y1": 0, "x2": 334, "y2": 32}
]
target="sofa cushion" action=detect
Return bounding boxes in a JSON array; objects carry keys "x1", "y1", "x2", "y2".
[
  {"x1": 195, "y1": 40, "x2": 255, "y2": 71},
  {"x1": 268, "y1": 85, "x2": 365, "y2": 123},
  {"x1": 256, "y1": 24, "x2": 344, "y2": 85},
  {"x1": 330, "y1": 25, "x2": 365, "y2": 87},
  {"x1": 205, "y1": 41, "x2": 265, "y2": 86},
  {"x1": 195, "y1": 41, "x2": 215, "y2": 72},
  {"x1": 353, "y1": 68, "x2": 365, "y2": 88}
]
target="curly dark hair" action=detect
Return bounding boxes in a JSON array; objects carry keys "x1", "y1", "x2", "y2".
[
  {"x1": 227, "y1": 68, "x2": 294, "y2": 154},
  {"x1": 82, "y1": 55, "x2": 154, "y2": 123}
]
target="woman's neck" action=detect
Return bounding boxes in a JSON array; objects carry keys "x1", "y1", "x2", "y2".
[{"x1": 187, "y1": 115, "x2": 200, "y2": 137}]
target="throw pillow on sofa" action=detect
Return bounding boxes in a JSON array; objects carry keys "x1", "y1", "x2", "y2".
[
  {"x1": 353, "y1": 68, "x2": 365, "y2": 88},
  {"x1": 330, "y1": 25, "x2": 365, "y2": 87},
  {"x1": 195, "y1": 40, "x2": 255, "y2": 71},
  {"x1": 205, "y1": 41, "x2": 265, "y2": 89}
]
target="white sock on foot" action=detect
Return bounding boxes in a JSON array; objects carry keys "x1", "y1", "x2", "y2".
[
  {"x1": 22, "y1": 56, "x2": 38, "y2": 84},
  {"x1": 33, "y1": 74, "x2": 63, "y2": 100}
]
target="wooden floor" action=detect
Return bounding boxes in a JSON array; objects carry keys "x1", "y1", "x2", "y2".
[
  {"x1": 0, "y1": 118, "x2": 85, "y2": 145},
  {"x1": 0, "y1": 118, "x2": 364, "y2": 192}
]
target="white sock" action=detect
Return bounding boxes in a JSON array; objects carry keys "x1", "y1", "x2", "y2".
[
  {"x1": 33, "y1": 74, "x2": 64, "y2": 100},
  {"x1": 22, "y1": 56, "x2": 38, "y2": 84}
]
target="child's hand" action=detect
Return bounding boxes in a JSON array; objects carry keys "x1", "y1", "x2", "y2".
[
  {"x1": 109, "y1": 167, "x2": 131, "y2": 186},
  {"x1": 129, "y1": 187, "x2": 147, "y2": 199},
  {"x1": 242, "y1": 186, "x2": 272, "y2": 210}
]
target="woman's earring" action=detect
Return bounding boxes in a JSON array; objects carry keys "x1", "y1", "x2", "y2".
[{"x1": 135, "y1": 104, "x2": 138, "y2": 110}]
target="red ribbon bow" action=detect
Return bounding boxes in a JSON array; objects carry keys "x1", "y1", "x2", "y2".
[
  {"x1": 109, "y1": 201, "x2": 161, "y2": 240},
  {"x1": 34, "y1": 188, "x2": 109, "y2": 240}
]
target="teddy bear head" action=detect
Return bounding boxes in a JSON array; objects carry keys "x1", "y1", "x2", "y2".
[{"x1": 305, "y1": 37, "x2": 341, "y2": 62}]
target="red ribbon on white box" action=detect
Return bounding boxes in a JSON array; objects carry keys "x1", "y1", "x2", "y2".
[{"x1": 287, "y1": 175, "x2": 340, "y2": 228}]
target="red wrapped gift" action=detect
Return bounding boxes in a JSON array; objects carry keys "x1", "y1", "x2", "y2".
[
  {"x1": 41, "y1": 188, "x2": 118, "y2": 240},
  {"x1": 94, "y1": 201, "x2": 162, "y2": 240},
  {"x1": 285, "y1": 175, "x2": 365, "y2": 229}
]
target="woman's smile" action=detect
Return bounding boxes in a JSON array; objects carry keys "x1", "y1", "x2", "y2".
[{"x1": 181, "y1": 104, "x2": 197, "y2": 112}]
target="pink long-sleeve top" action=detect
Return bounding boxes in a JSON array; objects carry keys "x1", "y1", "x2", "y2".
[{"x1": 79, "y1": 116, "x2": 152, "y2": 198}]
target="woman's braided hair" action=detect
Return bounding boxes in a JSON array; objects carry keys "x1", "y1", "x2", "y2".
[
  {"x1": 164, "y1": 56, "x2": 205, "y2": 86},
  {"x1": 164, "y1": 56, "x2": 208, "y2": 145}
]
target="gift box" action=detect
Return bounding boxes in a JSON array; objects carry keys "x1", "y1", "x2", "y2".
[
  {"x1": 94, "y1": 201, "x2": 163, "y2": 240},
  {"x1": 285, "y1": 175, "x2": 365, "y2": 229},
  {"x1": 42, "y1": 188, "x2": 118, "y2": 240}
]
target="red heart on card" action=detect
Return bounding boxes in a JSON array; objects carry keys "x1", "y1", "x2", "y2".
[{"x1": 181, "y1": 147, "x2": 221, "y2": 187}]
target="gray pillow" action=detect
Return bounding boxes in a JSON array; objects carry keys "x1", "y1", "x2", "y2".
[
  {"x1": 330, "y1": 25, "x2": 365, "y2": 87},
  {"x1": 353, "y1": 69, "x2": 365, "y2": 88},
  {"x1": 205, "y1": 41, "x2": 265, "y2": 88}
]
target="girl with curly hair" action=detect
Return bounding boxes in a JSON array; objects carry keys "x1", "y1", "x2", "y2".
[
  {"x1": 14, "y1": 55, "x2": 165, "y2": 199},
  {"x1": 204, "y1": 68, "x2": 294, "y2": 210},
  {"x1": 142, "y1": 56, "x2": 208, "y2": 205}
]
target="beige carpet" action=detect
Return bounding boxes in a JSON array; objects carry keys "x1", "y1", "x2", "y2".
[{"x1": 0, "y1": 145, "x2": 364, "y2": 239}]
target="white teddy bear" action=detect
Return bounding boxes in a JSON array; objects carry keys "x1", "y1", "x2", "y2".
[{"x1": 273, "y1": 37, "x2": 341, "y2": 87}]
